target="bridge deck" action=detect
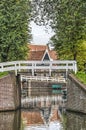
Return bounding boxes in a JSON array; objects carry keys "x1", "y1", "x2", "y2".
[{"x1": 0, "y1": 60, "x2": 77, "y2": 76}]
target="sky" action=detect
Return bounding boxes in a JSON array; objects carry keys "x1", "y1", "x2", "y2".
[{"x1": 30, "y1": 21, "x2": 54, "y2": 45}]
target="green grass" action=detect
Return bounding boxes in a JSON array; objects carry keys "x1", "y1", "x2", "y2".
[
  {"x1": 75, "y1": 71, "x2": 86, "y2": 85},
  {"x1": 0, "y1": 72, "x2": 9, "y2": 78}
]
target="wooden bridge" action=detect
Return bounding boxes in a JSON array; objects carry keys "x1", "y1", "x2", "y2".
[{"x1": 0, "y1": 60, "x2": 77, "y2": 76}]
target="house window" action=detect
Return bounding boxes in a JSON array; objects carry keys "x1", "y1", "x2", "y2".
[{"x1": 43, "y1": 53, "x2": 50, "y2": 60}]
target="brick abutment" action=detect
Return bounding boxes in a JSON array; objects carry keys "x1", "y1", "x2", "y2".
[
  {"x1": 0, "y1": 73, "x2": 20, "y2": 111},
  {"x1": 67, "y1": 74, "x2": 86, "y2": 113}
]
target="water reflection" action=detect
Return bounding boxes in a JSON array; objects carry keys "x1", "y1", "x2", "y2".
[
  {"x1": 65, "y1": 111, "x2": 86, "y2": 130},
  {"x1": 21, "y1": 107, "x2": 63, "y2": 130},
  {"x1": 0, "y1": 100, "x2": 63, "y2": 130},
  {"x1": 0, "y1": 110, "x2": 21, "y2": 130},
  {"x1": 22, "y1": 122, "x2": 62, "y2": 130},
  {"x1": 0, "y1": 107, "x2": 86, "y2": 130}
]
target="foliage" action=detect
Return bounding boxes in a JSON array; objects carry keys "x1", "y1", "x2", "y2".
[
  {"x1": 0, "y1": 0, "x2": 31, "y2": 62},
  {"x1": 31, "y1": 0, "x2": 86, "y2": 70},
  {"x1": 77, "y1": 41, "x2": 86, "y2": 70},
  {"x1": 51, "y1": 0, "x2": 86, "y2": 60},
  {"x1": 75, "y1": 71, "x2": 86, "y2": 85}
]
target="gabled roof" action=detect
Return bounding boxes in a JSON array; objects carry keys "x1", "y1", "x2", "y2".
[
  {"x1": 28, "y1": 44, "x2": 57, "y2": 61},
  {"x1": 29, "y1": 44, "x2": 47, "y2": 51},
  {"x1": 49, "y1": 50, "x2": 57, "y2": 60},
  {"x1": 29, "y1": 50, "x2": 45, "y2": 61}
]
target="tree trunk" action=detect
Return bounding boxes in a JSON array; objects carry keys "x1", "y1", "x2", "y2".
[{"x1": 73, "y1": 52, "x2": 77, "y2": 61}]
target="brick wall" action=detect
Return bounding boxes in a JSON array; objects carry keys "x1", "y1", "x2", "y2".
[
  {"x1": 66, "y1": 111, "x2": 86, "y2": 130},
  {"x1": 0, "y1": 110, "x2": 20, "y2": 130},
  {"x1": 0, "y1": 73, "x2": 20, "y2": 111},
  {"x1": 67, "y1": 74, "x2": 86, "y2": 113}
]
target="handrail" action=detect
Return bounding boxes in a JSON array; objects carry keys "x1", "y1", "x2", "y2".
[
  {"x1": 0, "y1": 60, "x2": 77, "y2": 75},
  {"x1": 21, "y1": 75, "x2": 66, "y2": 83}
]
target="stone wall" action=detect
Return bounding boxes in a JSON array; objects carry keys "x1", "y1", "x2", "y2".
[
  {"x1": 67, "y1": 74, "x2": 86, "y2": 113},
  {"x1": 0, "y1": 73, "x2": 20, "y2": 111}
]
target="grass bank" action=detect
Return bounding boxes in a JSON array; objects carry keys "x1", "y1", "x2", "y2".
[
  {"x1": 75, "y1": 71, "x2": 86, "y2": 85},
  {"x1": 0, "y1": 72, "x2": 9, "y2": 78}
]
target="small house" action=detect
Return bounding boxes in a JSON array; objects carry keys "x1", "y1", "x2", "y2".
[{"x1": 28, "y1": 44, "x2": 57, "y2": 61}]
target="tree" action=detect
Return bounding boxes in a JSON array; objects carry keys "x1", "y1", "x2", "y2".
[
  {"x1": 0, "y1": 0, "x2": 31, "y2": 62},
  {"x1": 31, "y1": 0, "x2": 86, "y2": 70},
  {"x1": 51, "y1": 0, "x2": 86, "y2": 60}
]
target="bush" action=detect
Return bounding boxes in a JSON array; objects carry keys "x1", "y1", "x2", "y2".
[{"x1": 75, "y1": 71, "x2": 86, "y2": 85}]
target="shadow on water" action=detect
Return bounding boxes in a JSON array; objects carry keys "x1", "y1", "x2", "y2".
[{"x1": 0, "y1": 110, "x2": 21, "y2": 130}]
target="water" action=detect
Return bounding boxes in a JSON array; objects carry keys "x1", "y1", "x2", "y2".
[
  {"x1": 0, "y1": 109, "x2": 86, "y2": 130},
  {"x1": 0, "y1": 96, "x2": 86, "y2": 130},
  {"x1": 0, "y1": 108, "x2": 63, "y2": 130},
  {"x1": 23, "y1": 121, "x2": 62, "y2": 130},
  {"x1": 21, "y1": 106, "x2": 63, "y2": 130}
]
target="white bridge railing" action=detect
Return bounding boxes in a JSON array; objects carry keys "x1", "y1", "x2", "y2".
[
  {"x1": 0, "y1": 60, "x2": 77, "y2": 75},
  {"x1": 21, "y1": 75, "x2": 66, "y2": 82}
]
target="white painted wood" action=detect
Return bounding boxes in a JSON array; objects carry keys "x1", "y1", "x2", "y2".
[
  {"x1": 21, "y1": 75, "x2": 66, "y2": 83},
  {"x1": 0, "y1": 60, "x2": 77, "y2": 75}
]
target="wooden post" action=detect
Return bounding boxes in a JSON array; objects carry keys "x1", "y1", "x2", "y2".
[
  {"x1": 66, "y1": 63, "x2": 68, "y2": 80},
  {"x1": 18, "y1": 62, "x2": 21, "y2": 72},
  {"x1": 28, "y1": 80, "x2": 31, "y2": 97},
  {"x1": 15, "y1": 64, "x2": 17, "y2": 76},
  {"x1": 1, "y1": 65, "x2": 3, "y2": 72},
  {"x1": 32, "y1": 63, "x2": 34, "y2": 76},
  {"x1": 74, "y1": 61, "x2": 77, "y2": 74}
]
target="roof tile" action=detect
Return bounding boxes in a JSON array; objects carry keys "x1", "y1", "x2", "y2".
[{"x1": 28, "y1": 44, "x2": 57, "y2": 61}]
